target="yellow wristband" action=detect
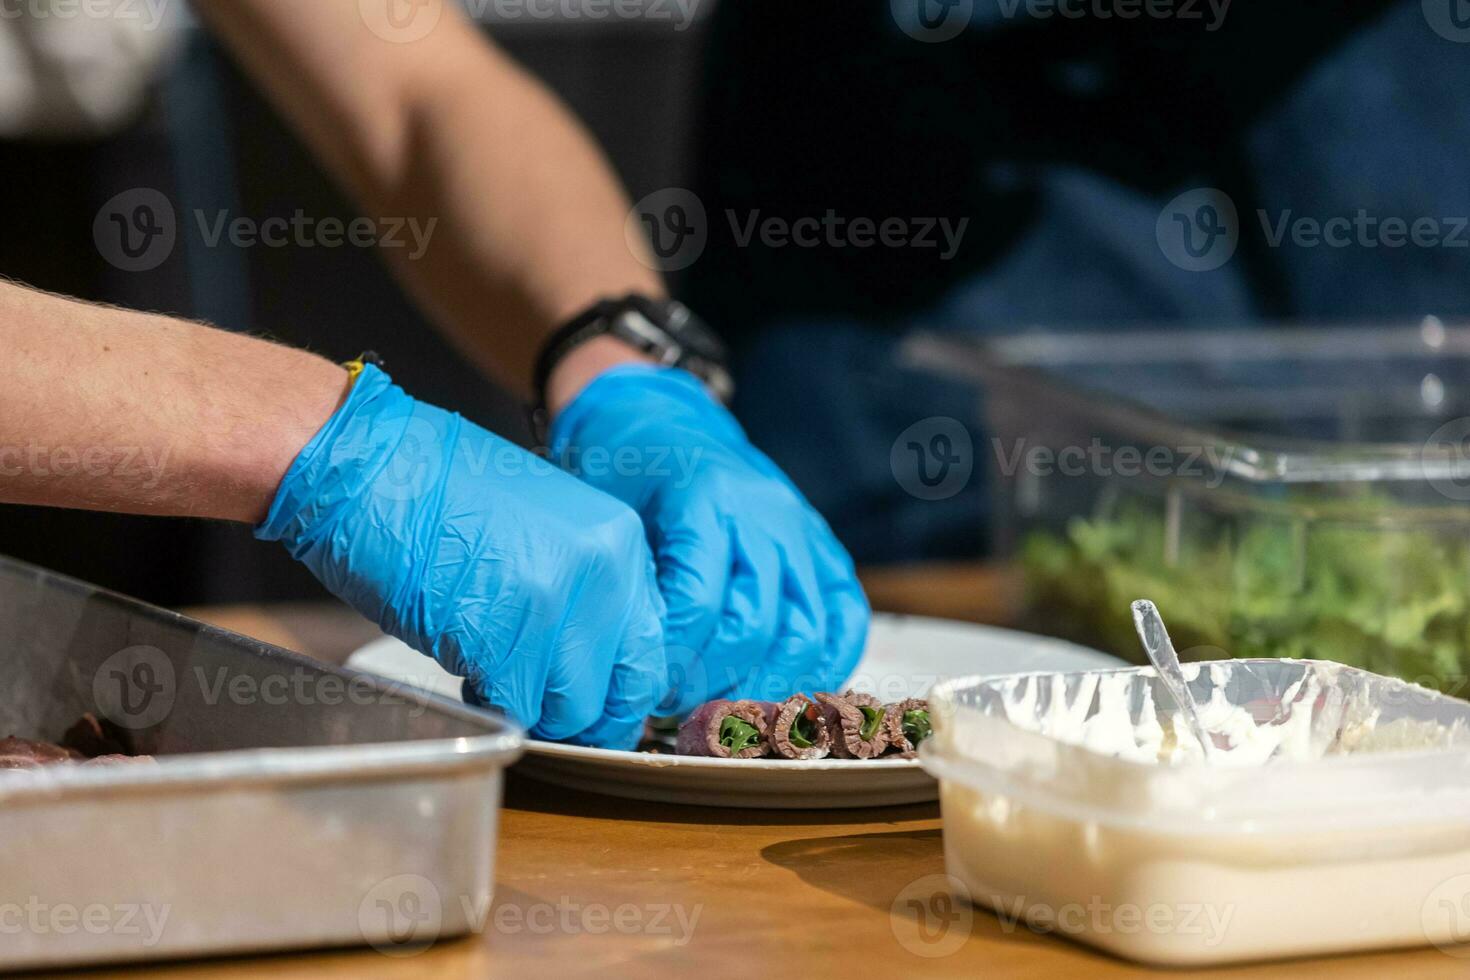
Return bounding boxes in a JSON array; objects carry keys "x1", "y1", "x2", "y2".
[{"x1": 341, "y1": 352, "x2": 381, "y2": 386}]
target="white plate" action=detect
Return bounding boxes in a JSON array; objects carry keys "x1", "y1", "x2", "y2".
[{"x1": 346, "y1": 614, "x2": 1121, "y2": 809}]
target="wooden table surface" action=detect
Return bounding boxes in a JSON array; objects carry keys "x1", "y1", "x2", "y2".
[{"x1": 44, "y1": 576, "x2": 1467, "y2": 978}]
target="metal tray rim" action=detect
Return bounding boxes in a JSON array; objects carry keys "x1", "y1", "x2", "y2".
[{"x1": 0, "y1": 732, "x2": 524, "y2": 803}]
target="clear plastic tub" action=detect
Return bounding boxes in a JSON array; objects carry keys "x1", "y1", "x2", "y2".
[
  {"x1": 921, "y1": 659, "x2": 1470, "y2": 966},
  {"x1": 905, "y1": 322, "x2": 1470, "y2": 694}
]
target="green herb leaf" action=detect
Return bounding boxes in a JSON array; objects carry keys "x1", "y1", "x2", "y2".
[
  {"x1": 902, "y1": 709, "x2": 932, "y2": 745},
  {"x1": 1021, "y1": 497, "x2": 1470, "y2": 694},
  {"x1": 858, "y1": 705, "x2": 883, "y2": 740},
  {"x1": 790, "y1": 713, "x2": 815, "y2": 749},
  {"x1": 718, "y1": 715, "x2": 760, "y2": 754}
]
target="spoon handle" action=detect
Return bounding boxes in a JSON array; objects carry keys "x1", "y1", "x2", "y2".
[{"x1": 1131, "y1": 599, "x2": 1214, "y2": 763}]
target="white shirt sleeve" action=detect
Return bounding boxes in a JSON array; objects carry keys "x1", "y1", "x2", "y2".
[{"x1": 0, "y1": 0, "x2": 185, "y2": 140}]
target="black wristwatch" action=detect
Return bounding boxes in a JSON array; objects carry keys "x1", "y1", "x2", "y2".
[{"x1": 530, "y1": 294, "x2": 734, "y2": 446}]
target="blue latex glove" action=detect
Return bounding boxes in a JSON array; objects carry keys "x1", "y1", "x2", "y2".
[
  {"x1": 549, "y1": 365, "x2": 870, "y2": 715},
  {"x1": 257, "y1": 365, "x2": 667, "y2": 748}
]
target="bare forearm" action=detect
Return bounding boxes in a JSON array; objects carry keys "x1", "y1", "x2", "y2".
[
  {"x1": 194, "y1": 0, "x2": 663, "y2": 398},
  {"x1": 0, "y1": 282, "x2": 347, "y2": 523}
]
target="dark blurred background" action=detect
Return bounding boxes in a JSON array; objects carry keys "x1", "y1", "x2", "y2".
[
  {"x1": 6, "y1": 0, "x2": 1467, "y2": 609},
  {"x1": 0, "y1": 7, "x2": 711, "y2": 606}
]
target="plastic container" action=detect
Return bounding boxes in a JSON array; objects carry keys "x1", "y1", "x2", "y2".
[
  {"x1": 921, "y1": 659, "x2": 1470, "y2": 965},
  {"x1": 905, "y1": 322, "x2": 1470, "y2": 694}
]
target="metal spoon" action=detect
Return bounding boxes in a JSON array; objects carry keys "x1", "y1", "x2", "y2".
[{"x1": 1131, "y1": 599, "x2": 1214, "y2": 763}]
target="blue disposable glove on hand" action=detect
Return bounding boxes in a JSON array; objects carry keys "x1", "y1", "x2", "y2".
[
  {"x1": 549, "y1": 365, "x2": 870, "y2": 716},
  {"x1": 257, "y1": 365, "x2": 667, "y2": 749}
]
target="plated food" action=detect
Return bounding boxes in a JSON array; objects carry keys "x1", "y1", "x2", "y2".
[
  {"x1": 347, "y1": 615, "x2": 1120, "y2": 807},
  {"x1": 0, "y1": 713, "x2": 153, "y2": 769},
  {"x1": 675, "y1": 693, "x2": 931, "y2": 761}
]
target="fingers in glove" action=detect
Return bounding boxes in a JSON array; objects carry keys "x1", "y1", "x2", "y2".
[
  {"x1": 729, "y1": 542, "x2": 829, "y2": 702},
  {"x1": 810, "y1": 514, "x2": 872, "y2": 692},
  {"x1": 697, "y1": 523, "x2": 783, "y2": 702},
  {"x1": 650, "y1": 495, "x2": 732, "y2": 714}
]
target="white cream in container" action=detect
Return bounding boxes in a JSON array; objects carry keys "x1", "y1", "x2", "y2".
[{"x1": 922, "y1": 659, "x2": 1470, "y2": 965}]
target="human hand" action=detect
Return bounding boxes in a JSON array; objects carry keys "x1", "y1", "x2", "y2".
[
  {"x1": 549, "y1": 366, "x2": 870, "y2": 716},
  {"x1": 257, "y1": 365, "x2": 667, "y2": 748}
]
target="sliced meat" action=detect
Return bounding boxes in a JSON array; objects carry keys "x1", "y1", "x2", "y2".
[
  {"x1": 761, "y1": 695, "x2": 832, "y2": 760},
  {"x1": 676, "y1": 699, "x2": 769, "y2": 758},
  {"x1": 0, "y1": 736, "x2": 84, "y2": 769},
  {"x1": 883, "y1": 698, "x2": 932, "y2": 758},
  {"x1": 0, "y1": 713, "x2": 153, "y2": 770},
  {"x1": 815, "y1": 692, "x2": 890, "y2": 759}
]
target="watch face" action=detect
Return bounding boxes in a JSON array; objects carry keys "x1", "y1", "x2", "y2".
[
  {"x1": 613, "y1": 300, "x2": 733, "y2": 402},
  {"x1": 660, "y1": 302, "x2": 729, "y2": 363}
]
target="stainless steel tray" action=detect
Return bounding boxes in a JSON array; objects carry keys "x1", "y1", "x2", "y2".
[{"x1": 0, "y1": 556, "x2": 523, "y2": 972}]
